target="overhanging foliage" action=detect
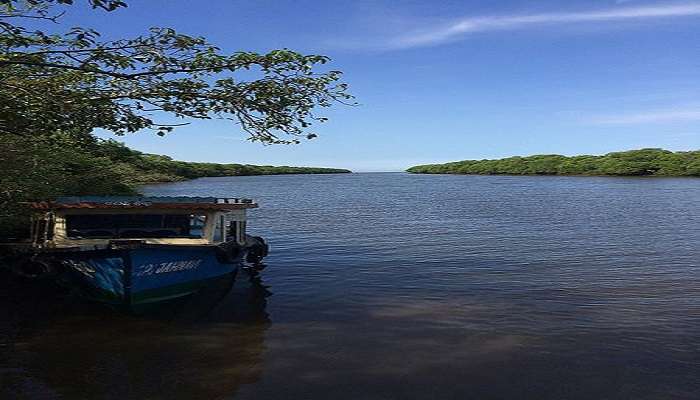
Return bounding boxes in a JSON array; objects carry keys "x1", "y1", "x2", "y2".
[{"x1": 0, "y1": 0, "x2": 352, "y2": 143}]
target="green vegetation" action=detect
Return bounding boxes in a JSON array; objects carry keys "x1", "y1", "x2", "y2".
[
  {"x1": 97, "y1": 139, "x2": 351, "y2": 183},
  {"x1": 0, "y1": 1, "x2": 352, "y2": 239},
  {"x1": 0, "y1": 134, "x2": 349, "y2": 238},
  {"x1": 0, "y1": 1, "x2": 352, "y2": 143},
  {"x1": 407, "y1": 149, "x2": 700, "y2": 177}
]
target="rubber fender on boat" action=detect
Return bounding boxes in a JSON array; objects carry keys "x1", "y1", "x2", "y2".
[
  {"x1": 245, "y1": 236, "x2": 268, "y2": 264},
  {"x1": 214, "y1": 241, "x2": 243, "y2": 264}
]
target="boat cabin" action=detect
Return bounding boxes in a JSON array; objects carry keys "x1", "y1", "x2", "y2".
[{"x1": 28, "y1": 197, "x2": 258, "y2": 249}]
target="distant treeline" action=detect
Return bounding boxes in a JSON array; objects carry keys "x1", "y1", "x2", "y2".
[
  {"x1": 1, "y1": 133, "x2": 349, "y2": 237},
  {"x1": 96, "y1": 140, "x2": 351, "y2": 184},
  {"x1": 406, "y1": 149, "x2": 700, "y2": 177}
]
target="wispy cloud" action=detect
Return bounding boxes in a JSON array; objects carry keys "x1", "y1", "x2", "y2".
[
  {"x1": 589, "y1": 107, "x2": 700, "y2": 125},
  {"x1": 388, "y1": 3, "x2": 700, "y2": 49}
]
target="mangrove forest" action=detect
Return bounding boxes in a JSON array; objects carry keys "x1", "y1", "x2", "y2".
[
  {"x1": 0, "y1": 134, "x2": 349, "y2": 238},
  {"x1": 406, "y1": 149, "x2": 700, "y2": 177}
]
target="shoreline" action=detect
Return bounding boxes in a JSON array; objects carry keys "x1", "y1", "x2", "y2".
[
  {"x1": 136, "y1": 170, "x2": 355, "y2": 186},
  {"x1": 140, "y1": 170, "x2": 354, "y2": 185},
  {"x1": 406, "y1": 148, "x2": 700, "y2": 178},
  {"x1": 406, "y1": 172, "x2": 700, "y2": 179}
]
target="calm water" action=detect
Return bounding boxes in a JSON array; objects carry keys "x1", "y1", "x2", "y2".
[{"x1": 2, "y1": 173, "x2": 700, "y2": 399}]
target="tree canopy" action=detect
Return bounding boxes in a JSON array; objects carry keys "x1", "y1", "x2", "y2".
[
  {"x1": 0, "y1": 0, "x2": 352, "y2": 143},
  {"x1": 0, "y1": 0, "x2": 353, "y2": 238}
]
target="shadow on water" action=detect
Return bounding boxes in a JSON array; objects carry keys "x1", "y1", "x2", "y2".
[{"x1": 0, "y1": 267, "x2": 272, "y2": 400}]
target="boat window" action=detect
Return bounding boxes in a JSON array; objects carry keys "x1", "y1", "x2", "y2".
[
  {"x1": 189, "y1": 215, "x2": 206, "y2": 238},
  {"x1": 227, "y1": 221, "x2": 246, "y2": 244},
  {"x1": 32, "y1": 215, "x2": 54, "y2": 244},
  {"x1": 65, "y1": 214, "x2": 208, "y2": 239},
  {"x1": 213, "y1": 215, "x2": 225, "y2": 243},
  {"x1": 238, "y1": 221, "x2": 246, "y2": 244}
]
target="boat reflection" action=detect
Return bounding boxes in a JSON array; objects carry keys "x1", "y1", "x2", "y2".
[{"x1": 0, "y1": 269, "x2": 271, "y2": 400}]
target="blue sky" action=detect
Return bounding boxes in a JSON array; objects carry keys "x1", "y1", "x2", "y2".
[{"x1": 67, "y1": 0, "x2": 700, "y2": 171}]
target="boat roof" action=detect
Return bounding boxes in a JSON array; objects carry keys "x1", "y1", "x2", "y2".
[{"x1": 30, "y1": 196, "x2": 258, "y2": 211}]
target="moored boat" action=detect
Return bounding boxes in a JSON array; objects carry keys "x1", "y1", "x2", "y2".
[{"x1": 0, "y1": 196, "x2": 268, "y2": 307}]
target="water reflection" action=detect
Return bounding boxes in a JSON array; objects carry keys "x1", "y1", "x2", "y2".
[
  {"x1": 235, "y1": 295, "x2": 699, "y2": 400},
  {"x1": 0, "y1": 269, "x2": 271, "y2": 400}
]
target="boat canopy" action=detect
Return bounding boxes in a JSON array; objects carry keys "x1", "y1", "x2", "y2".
[
  {"x1": 27, "y1": 197, "x2": 256, "y2": 248},
  {"x1": 30, "y1": 196, "x2": 258, "y2": 211}
]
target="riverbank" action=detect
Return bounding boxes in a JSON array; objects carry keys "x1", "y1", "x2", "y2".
[
  {"x1": 97, "y1": 140, "x2": 351, "y2": 185},
  {"x1": 406, "y1": 148, "x2": 700, "y2": 177},
  {"x1": 0, "y1": 134, "x2": 350, "y2": 238}
]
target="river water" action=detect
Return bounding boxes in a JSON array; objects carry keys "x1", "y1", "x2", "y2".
[{"x1": 2, "y1": 173, "x2": 700, "y2": 399}]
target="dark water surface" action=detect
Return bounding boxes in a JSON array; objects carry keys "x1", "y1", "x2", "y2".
[{"x1": 2, "y1": 173, "x2": 700, "y2": 399}]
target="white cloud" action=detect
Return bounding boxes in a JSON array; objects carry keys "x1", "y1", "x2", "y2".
[
  {"x1": 589, "y1": 107, "x2": 700, "y2": 124},
  {"x1": 388, "y1": 3, "x2": 700, "y2": 49}
]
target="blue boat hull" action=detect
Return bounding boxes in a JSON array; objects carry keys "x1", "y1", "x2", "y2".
[{"x1": 57, "y1": 245, "x2": 242, "y2": 306}]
